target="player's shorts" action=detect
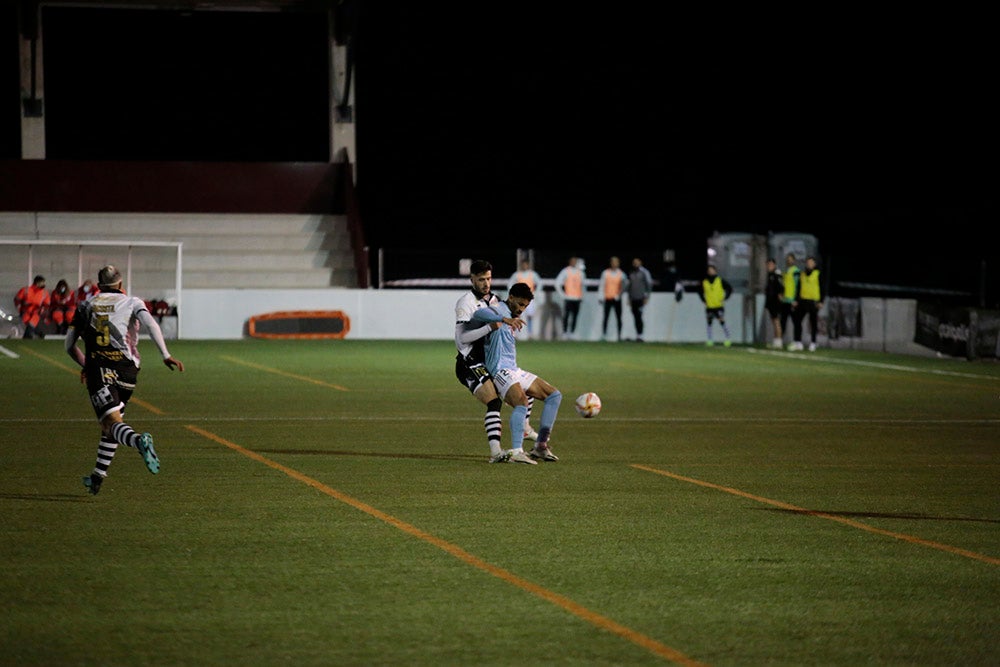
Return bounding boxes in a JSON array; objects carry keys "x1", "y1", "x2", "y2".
[
  {"x1": 765, "y1": 301, "x2": 781, "y2": 318},
  {"x1": 455, "y1": 353, "x2": 492, "y2": 394},
  {"x1": 705, "y1": 307, "x2": 725, "y2": 323},
  {"x1": 84, "y1": 359, "x2": 138, "y2": 421},
  {"x1": 491, "y1": 367, "x2": 538, "y2": 400}
]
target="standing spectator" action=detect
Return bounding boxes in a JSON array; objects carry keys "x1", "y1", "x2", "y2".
[
  {"x1": 626, "y1": 257, "x2": 653, "y2": 342},
  {"x1": 598, "y1": 255, "x2": 626, "y2": 341},
  {"x1": 764, "y1": 258, "x2": 784, "y2": 348},
  {"x1": 455, "y1": 259, "x2": 538, "y2": 463},
  {"x1": 65, "y1": 264, "x2": 184, "y2": 495},
  {"x1": 794, "y1": 255, "x2": 823, "y2": 352},
  {"x1": 699, "y1": 264, "x2": 733, "y2": 347},
  {"x1": 780, "y1": 253, "x2": 802, "y2": 350},
  {"x1": 554, "y1": 256, "x2": 585, "y2": 339},
  {"x1": 48, "y1": 279, "x2": 75, "y2": 335},
  {"x1": 507, "y1": 258, "x2": 542, "y2": 340},
  {"x1": 471, "y1": 282, "x2": 563, "y2": 464},
  {"x1": 14, "y1": 275, "x2": 49, "y2": 339}
]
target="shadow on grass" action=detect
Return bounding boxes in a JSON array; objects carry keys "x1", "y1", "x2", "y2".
[
  {"x1": 762, "y1": 507, "x2": 1000, "y2": 523},
  {"x1": 0, "y1": 493, "x2": 92, "y2": 502}
]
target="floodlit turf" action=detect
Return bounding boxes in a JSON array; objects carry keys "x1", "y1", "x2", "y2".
[{"x1": 1, "y1": 338, "x2": 998, "y2": 666}]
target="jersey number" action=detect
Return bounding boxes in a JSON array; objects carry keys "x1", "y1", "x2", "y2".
[{"x1": 95, "y1": 316, "x2": 111, "y2": 346}]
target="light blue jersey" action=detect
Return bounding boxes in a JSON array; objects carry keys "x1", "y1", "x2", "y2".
[{"x1": 470, "y1": 302, "x2": 517, "y2": 376}]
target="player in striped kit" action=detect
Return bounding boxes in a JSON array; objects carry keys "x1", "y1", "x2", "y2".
[
  {"x1": 455, "y1": 259, "x2": 537, "y2": 463},
  {"x1": 471, "y1": 282, "x2": 563, "y2": 464},
  {"x1": 65, "y1": 265, "x2": 184, "y2": 495}
]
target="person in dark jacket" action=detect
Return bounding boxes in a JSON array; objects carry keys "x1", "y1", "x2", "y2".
[{"x1": 764, "y1": 258, "x2": 784, "y2": 348}]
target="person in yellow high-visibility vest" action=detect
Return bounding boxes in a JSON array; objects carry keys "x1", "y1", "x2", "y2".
[
  {"x1": 779, "y1": 253, "x2": 801, "y2": 349},
  {"x1": 699, "y1": 264, "x2": 733, "y2": 347},
  {"x1": 793, "y1": 255, "x2": 823, "y2": 351}
]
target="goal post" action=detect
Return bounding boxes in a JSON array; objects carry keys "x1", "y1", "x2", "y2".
[{"x1": 0, "y1": 239, "x2": 183, "y2": 338}]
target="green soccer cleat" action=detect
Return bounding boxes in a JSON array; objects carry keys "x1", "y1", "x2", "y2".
[{"x1": 137, "y1": 433, "x2": 160, "y2": 474}]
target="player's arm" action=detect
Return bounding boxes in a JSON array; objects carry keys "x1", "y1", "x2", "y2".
[
  {"x1": 64, "y1": 324, "x2": 85, "y2": 368},
  {"x1": 470, "y1": 306, "x2": 524, "y2": 331},
  {"x1": 456, "y1": 320, "x2": 495, "y2": 346},
  {"x1": 470, "y1": 306, "x2": 503, "y2": 324},
  {"x1": 137, "y1": 309, "x2": 184, "y2": 371}
]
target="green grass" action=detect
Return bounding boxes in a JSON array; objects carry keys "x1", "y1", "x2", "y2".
[{"x1": 2, "y1": 338, "x2": 998, "y2": 666}]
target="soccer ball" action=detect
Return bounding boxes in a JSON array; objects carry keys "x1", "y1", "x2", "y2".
[{"x1": 574, "y1": 392, "x2": 602, "y2": 418}]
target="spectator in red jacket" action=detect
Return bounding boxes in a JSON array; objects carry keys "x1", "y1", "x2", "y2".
[
  {"x1": 49, "y1": 279, "x2": 76, "y2": 335},
  {"x1": 14, "y1": 275, "x2": 50, "y2": 339},
  {"x1": 76, "y1": 278, "x2": 100, "y2": 305}
]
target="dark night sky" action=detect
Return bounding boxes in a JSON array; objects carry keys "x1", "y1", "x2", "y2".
[
  {"x1": 15, "y1": 4, "x2": 998, "y2": 302},
  {"x1": 354, "y1": 6, "x2": 998, "y2": 301}
]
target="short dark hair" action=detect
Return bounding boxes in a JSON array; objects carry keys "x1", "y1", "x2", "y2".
[
  {"x1": 32, "y1": 275, "x2": 45, "y2": 285},
  {"x1": 469, "y1": 259, "x2": 492, "y2": 275},
  {"x1": 98, "y1": 264, "x2": 122, "y2": 287},
  {"x1": 508, "y1": 282, "x2": 534, "y2": 301}
]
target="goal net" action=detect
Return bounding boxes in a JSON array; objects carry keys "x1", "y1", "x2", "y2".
[{"x1": 0, "y1": 240, "x2": 183, "y2": 339}]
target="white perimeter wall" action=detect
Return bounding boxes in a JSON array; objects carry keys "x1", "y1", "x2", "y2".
[
  {"x1": 180, "y1": 289, "x2": 712, "y2": 341},
  {"x1": 179, "y1": 289, "x2": 932, "y2": 356}
]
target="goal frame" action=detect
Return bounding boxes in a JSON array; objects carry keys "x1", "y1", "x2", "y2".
[{"x1": 0, "y1": 239, "x2": 184, "y2": 337}]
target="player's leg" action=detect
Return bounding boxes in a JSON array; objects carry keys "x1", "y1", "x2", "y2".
[
  {"x1": 458, "y1": 357, "x2": 506, "y2": 461},
  {"x1": 526, "y1": 376, "x2": 562, "y2": 461},
  {"x1": 474, "y1": 382, "x2": 506, "y2": 462},
  {"x1": 719, "y1": 309, "x2": 732, "y2": 345},
  {"x1": 494, "y1": 369, "x2": 536, "y2": 464},
  {"x1": 523, "y1": 396, "x2": 538, "y2": 441}
]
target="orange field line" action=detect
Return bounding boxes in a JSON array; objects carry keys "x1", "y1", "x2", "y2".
[
  {"x1": 220, "y1": 355, "x2": 349, "y2": 391},
  {"x1": 632, "y1": 464, "x2": 1000, "y2": 566},
  {"x1": 185, "y1": 424, "x2": 709, "y2": 666}
]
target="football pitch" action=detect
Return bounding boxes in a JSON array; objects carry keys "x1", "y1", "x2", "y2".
[{"x1": 2, "y1": 338, "x2": 998, "y2": 666}]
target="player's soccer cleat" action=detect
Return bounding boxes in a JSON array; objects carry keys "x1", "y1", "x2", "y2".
[
  {"x1": 705, "y1": 340, "x2": 714, "y2": 347},
  {"x1": 83, "y1": 473, "x2": 103, "y2": 495},
  {"x1": 508, "y1": 450, "x2": 537, "y2": 465},
  {"x1": 489, "y1": 450, "x2": 512, "y2": 464},
  {"x1": 137, "y1": 433, "x2": 159, "y2": 474},
  {"x1": 529, "y1": 444, "x2": 559, "y2": 462},
  {"x1": 808, "y1": 342, "x2": 817, "y2": 352},
  {"x1": 723, "y1": 340, "x2": 732, "y2": 347},
  {"x1": 523, "y1": 425, "x2": 539, "y2": 441}
]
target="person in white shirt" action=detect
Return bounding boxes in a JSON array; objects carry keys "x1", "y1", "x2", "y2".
[
  {"x1": 65, "y1": 264, "x2": 184, "y2": 495},
  {"x1": 455, "y1": 260, "x2": 538, "y2": 463}
]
